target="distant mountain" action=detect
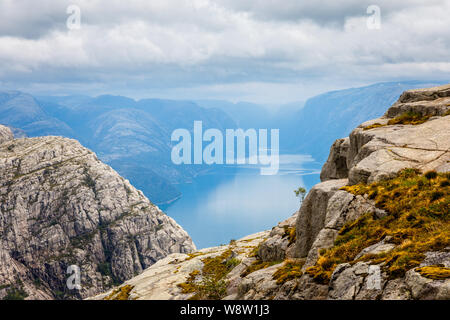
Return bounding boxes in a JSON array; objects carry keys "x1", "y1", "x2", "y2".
[
  {"x1": 3, "y1": 81, "x2": 447, "y2": 203},
  {"x1": 0, "y1": 91, "x2": 74, "y2": 137},
  {"x1": 1, "y1": 92, "x2": 237, "y2": 204},
  {"x1": 285, "y1": 81, "x2": 449, "y2": 162}
]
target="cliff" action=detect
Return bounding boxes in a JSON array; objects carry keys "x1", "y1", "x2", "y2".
[
  {"x1": 0, "y1": 128, "x2": 195, "y2": 299},
  {"x1": 90, "y1": 84, "x2": 450, "y2": 300}
]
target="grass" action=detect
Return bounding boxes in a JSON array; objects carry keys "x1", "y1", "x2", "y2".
[
  {"x1": 104, "y1": 284, "x2": 134, "y2": 300},
  {"x1": 177, "y1": 249, "x2": 241, "y2": 300},
  {"x1": 387, "y1": 111, "x2": 431, "y2": 125},
  {"x1": 305, "y1": 169, "x2": 450, "y2": 284},
  {"x1": 241, "y1": 260, "x2": 282, "y2": 278},
  {"x1": 272, "y1": 259, "x2": 305, "y2": 285},
  {"x1": 282, "y1": 226, "x2": 296, "y2": 246},
  {"x1": 415, "y1": 265, "x2": 450, "y2": 280},
  {"x1": 363, "y1": 123, "x2": 386, "y2": 131},
  {"x1": 364, "y1": 111, "x2": 440, "y2": 131}
]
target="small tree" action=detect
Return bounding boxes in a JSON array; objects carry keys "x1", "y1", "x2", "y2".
[{"x1": 294, "y1": 187, "x2": 306, "y2": 204}]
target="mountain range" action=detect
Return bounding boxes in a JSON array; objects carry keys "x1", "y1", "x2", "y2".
[{"x1": 1, "y1": 80, "x2": 447, "y2": 204}]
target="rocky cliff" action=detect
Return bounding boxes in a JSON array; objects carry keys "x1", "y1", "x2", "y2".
[
  {"x1": 90, "y1": 84, "x2": 449, "y2": 300},
  {"x1": 0, "y1": 127, "x2": 195, "y2": 300}
]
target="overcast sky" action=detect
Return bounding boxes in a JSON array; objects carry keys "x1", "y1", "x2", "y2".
[{"x1": 0, "y1": 0, "x2": 449, "y2": 104}]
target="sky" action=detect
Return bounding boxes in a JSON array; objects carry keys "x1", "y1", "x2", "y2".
[{"x1": 0, "y1": 0, "x2": 449, "y2": 104}]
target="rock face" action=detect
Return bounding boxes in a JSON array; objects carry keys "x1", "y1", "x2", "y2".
[
  {"x1": 0, "y1": 127, "x2": 195, "y2": 300},
  {"x1": 90, "y1": 84, "x2": 450, "y2": 300},
  {"x1": 0, "y1": 125, "x2": 13, "y2": 144},
  {"x1": 321, "y1": 84, "x2": 450, "y2": 184}
]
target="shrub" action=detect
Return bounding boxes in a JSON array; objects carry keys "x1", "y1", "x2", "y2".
[
  {"x1": 177, "y1": 249, "x2": 241, "y2": 300},
  {"x1": 425, "y1": 170, "x2": 438, "y2": 180}
]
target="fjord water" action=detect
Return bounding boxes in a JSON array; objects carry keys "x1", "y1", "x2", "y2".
[{"x1": 162, "y1": 154, "x2": 321, "y2": 249}]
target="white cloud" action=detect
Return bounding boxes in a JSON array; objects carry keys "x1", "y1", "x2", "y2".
[{"x1": 0, "y1": 0, "x2": 449, "y2": 103}]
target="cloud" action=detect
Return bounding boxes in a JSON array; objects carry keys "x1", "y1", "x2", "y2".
[{"x1": 0, "y1": 0, "x2": 449, "y2": 103}]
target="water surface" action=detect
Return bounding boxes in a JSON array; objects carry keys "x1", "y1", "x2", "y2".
[{"x1": 162, "y1": 154, "x2": 320, "y2": 249}]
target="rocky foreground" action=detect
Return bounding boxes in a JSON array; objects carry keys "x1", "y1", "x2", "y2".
[
  {"x1": 0, "y1": 128, "x2": 195, "y2": 299},
  {"x1": 91, "y1": 84, "x2": 450, "y2": 300}
]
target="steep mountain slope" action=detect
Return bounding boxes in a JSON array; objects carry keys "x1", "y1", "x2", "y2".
[
  {"x1": 91, "y1": 84, "x2": 450, "y2": 300},
  {"x1": 0, "y1": 127, "x2": 195, "y2": 300}
]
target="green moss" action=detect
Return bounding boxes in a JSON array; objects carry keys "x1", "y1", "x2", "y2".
[{"x1": 306, "y1": 169, "x2": 450, "y2": 284}]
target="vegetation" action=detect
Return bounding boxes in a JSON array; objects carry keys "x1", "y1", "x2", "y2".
[
  {"x1": 177, "y1": 249, "x2": 241, "y2": 300},
  {"x1": 104, "y1": 284, "x2": 134, "y2": 300},
  {"x1": 294, "y1": 187, "x2": 307, "y2": 203},
  {"x1": 363, "y1": 122, "x2": 386, "y2": 130},
  {"x1": 2, "y1": 285, "x2": 28, "y2": 300},
  {"x1": 363, "y1": 110, "x2": 448, "y2": 131},
  {"x1": 282, "y1": 226, "x2": 296, "y2": 246},
  {"x1": 415, "y1": 265, "x2": 450, "y2": 280},
  {"x1": 241, "y1": 260, "x2": 282, "y2": 278},
  {"x1": 97, "y1": 262, "x2": 113, "y2": 277},
  {"x1": 306, "y1": 169, "x2": 450, "y2": 284},
  {"x1": 272, "y1": 259, "x2": 305, "y2": 285},
  {"x1": 387, "y1": 111, "x2": 431, "y2": 125}
]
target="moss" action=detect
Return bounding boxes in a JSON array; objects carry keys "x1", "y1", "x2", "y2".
[
  {"x1": 415, "y1": 265, "x2": 450, "y2": 280},
  {"x1": 104, "y1": 284, "x2": 134, "y2": 300},
  {"x1": 306, "y1": 169, "x2": 449, "y2": 284},
  {"x1": 272, "y1": 259, "x2": 305, "y2": 285},
  {"x1": 177, "y1": 249, "x2": 240, "y2": 300}
]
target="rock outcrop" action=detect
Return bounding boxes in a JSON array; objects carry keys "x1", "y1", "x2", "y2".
[
  {"x1": 321, "y1": 84, "x2": 450, "y2": 184},
  {"x1": 0, "y1": 126, "x2": 195, "y2": 300}
]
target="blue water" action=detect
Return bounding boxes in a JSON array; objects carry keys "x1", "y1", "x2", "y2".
[{"x1": 161, "y1": 155, "x2": 321, "y2": 249}]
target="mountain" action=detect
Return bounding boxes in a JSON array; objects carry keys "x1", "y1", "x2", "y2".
[
  {"x1": 0, "y1": 125, "x2": 195, "y2": 300},
  {"x1": 90, "y1": 84, "x2": 450, "y2": 300},
  {"x1": 0, "y1": 91, "x2": 74, "y2": 138},
  {"x1": 286, "y1": 81, "x2": 449, "y2": 161},
  {"x1": 1, "y1": 93, "x2": 237, "y2": 204}
]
